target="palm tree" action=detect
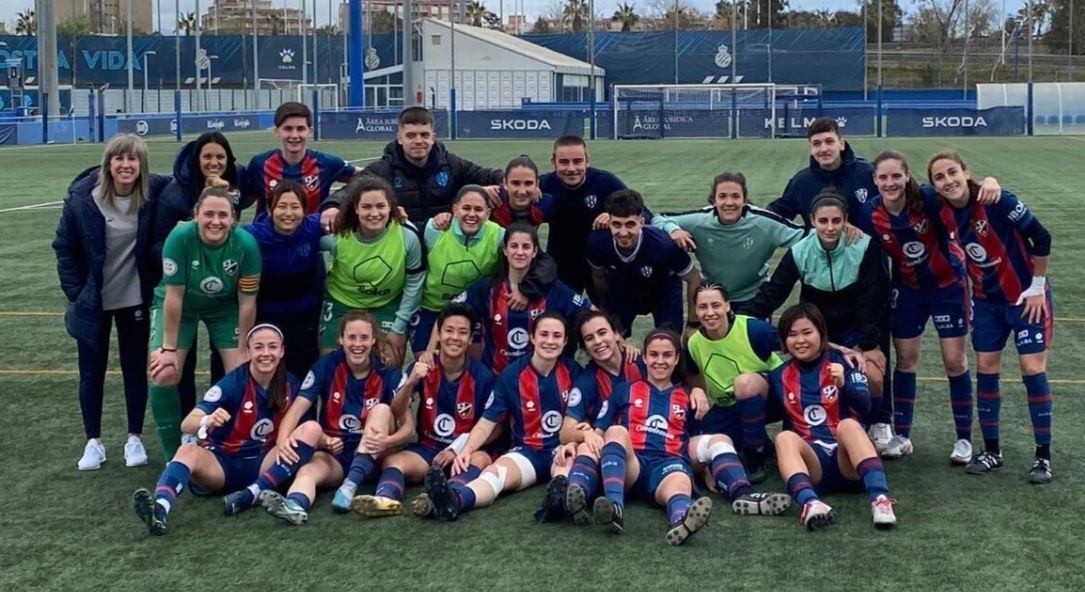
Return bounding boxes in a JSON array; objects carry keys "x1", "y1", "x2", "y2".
[
  {"x1": 466, "y1": 1, "x2": 488, "y2": 27},
  {"x1": 177, "y1": 12, "x2": 197, "y2": 36},
  {"x1": 611, "y1": 2, "x2": 639, "y2": 32},
  {"x1": 563, "y1": 0, "x2": 590, "y2": 33},
  {"x1": 269, "y1": 12, "x2": 283, "y2": 35},
  {"x1": 15, "y1": 9, "x2": 36, "y2": 35}
]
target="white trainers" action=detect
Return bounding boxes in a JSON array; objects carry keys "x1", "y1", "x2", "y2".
[
  {"x1": 869, "y1": 423, "x2": 894, "y2": 453},
  {"x1": 950, "y1": 439, "x2": 973, "y2": 465},
  {"x1": 77, "y1": 439, "x2": 107, "y2": 471},
  {"x1": 871, "y1": 495, "x2": 897, "y2": 528},
  {"x1": 124, "y1": 435, "x2": 148, "y2": 467},
  {"x1": 881, "y1": 435, "x2": 914, "y2": 459}
]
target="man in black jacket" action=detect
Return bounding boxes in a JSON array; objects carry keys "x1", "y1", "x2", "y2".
[{"x1": 323, "y1": 106, "x2": 503, "y2": 227}]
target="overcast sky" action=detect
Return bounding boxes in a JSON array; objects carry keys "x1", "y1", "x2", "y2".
[{"x1": 3, "y1": 0, "x2": 1030, "y2": 34}]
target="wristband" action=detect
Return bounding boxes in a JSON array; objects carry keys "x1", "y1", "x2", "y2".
[
  {"x1": 197, "y1": 415, "x2": 210, "y2": 440},
  {"x1": 160, "y1": 346, "x2": 177, "y2": 353},
  {"x1": 447, "y1": 433, "x2": 470, "y2": 455},
  {"x1": 1029, "y1": 276, "x2": 1047, "y2": 292}
]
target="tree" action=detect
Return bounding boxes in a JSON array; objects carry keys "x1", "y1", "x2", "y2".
[
  {"x1": 860, "y1": 0, "x2": 904, "y2": 43},
  {"x1": 1017, "y1": 2, "x2": 1050, "y2": 37},
  {"x1": 483, "y1": 12, "x2": 503, "y2": 29},
  {"x1": 563, "y1": 0, "x2": 590, "y2": 32},
  {"x1": 57, "y1": 16, "x2": 94, "y2": 37},
  {"x1": 369, "y1": 11, "x2": 398, "y2": 34},
  {"x1": 612, "y1": 2, "x2": 640, "y2": 31},
  {"x1": 177, "y1": 11, "x2": 196, "y2": 36},
  {"x1": 15, "y1": 9, "x2": 36, "y2": 35},
  {"x1": 269, "y1": 12, "x2": 284, "y2": 35},
  {"x1": 831, "y1": 10, "x2": 863, "y2": 27},
  {"x1": 466, "y1": 1, "x2": 487, "y2": 27},
  {"x1": 1045, "y1": 0, "x2": 1085, "y2": 54},
  {"x1": 531, "y1": 17, "x2": 554, "y2": 33}
]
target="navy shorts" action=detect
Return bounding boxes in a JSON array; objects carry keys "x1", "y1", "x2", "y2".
[
  {"x1": 505, "y1": 446, "x2": 559, "y2": 485},
  {"x1": 403, "y1": 442, "x2": 442, "y2": 465},
  {"x1": 971, "y1": 290, "x2": 1054, "y2": 355},
  {"x1": 891, "y1": 280, "x2": 969, "y2": 340},
  {"x1": 606, "y1": 285, "x2": 683, "y2": 337},
  {"x1": 211, "y1": 448, "x2": 269, "y2": 494},
  {"x1": 631, "y1": 452, "x2": 693, "y2": 503},
  {"x1": 809, "y1": 440, "x2": 863, "y2": 495}
]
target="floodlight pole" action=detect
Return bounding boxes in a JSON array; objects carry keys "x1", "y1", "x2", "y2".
[
  {"x1": 127, "y1": 0, "x2": 134, "y2": 112},
  {"x1": 731, "y1": 0, "x2": 737, "y2": 82},
  {"x1": 877, "y1": 0, "x2": 882, "y2": 89},
  {"x1": 253, "y1": 0, "x2": 259, "y2": 94}
]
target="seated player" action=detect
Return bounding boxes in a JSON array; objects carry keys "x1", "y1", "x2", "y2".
[
  {"x1": 351, "y1": 304, "x2": 499, "y2": 518},
  {"x1": 590, "y1": 329, "x2": 716, "y2": 545},
  {"x1": 928, "y1": 151, "x2": 1055, "y2": 483},
  {"x1": 414, "y1": 312, "x2": 582, "y2": 521},
  {"x1": 455, "y1": 224, "x2": 592, "y2": 373},
  {"x1": 533, "y1": 310, "x2": 646, "y2": 525},
  {"x1": 737, "y1": 304, "x2": 897, "y2": 530},
  {"x1": 587, "y1": 189, "x2": 701, "y2": 336},
  {"x1": 132, "y1": 324, "x2": 298, "y2": 535},
  {"x1": 254, "y1": 311, "x2": 410, "y2": 524},
  {"x1": 492, "y1": 155, "x2": 556, "y2": 228}
]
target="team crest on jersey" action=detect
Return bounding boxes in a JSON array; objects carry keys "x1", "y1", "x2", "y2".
[
  {"x1": 566, "y1": 388, "x2": 582, "y2": 408},
  {"x1": 854, "y1": 189, "x2": 868, "y2": 203},
  {"x1": 203, "y1": 386, "x2": 223, "y2": 403},
  {"x1": 529, "y1": 308, "x2": 544, "y2": 320},
  {"x1": 672, "y1": 404, "x2": 686, "y2": 420},
  {"x1": 585, "y1": 194, "x2": 598, "y2": 209},
  {"x1": 913, "y1": 220, "x2": 929, "y2": 234},
  {"x1": 223, "y1": 259, "x2": 238, "y2": 276},
  {"x1": 364, "y1": 398, "x2": 378, "y2": 409},
  {"x1": 303, "y1": 175, "x2": 319, "y2": 190},
  {"x1": 640, "y1": 266, "x2": 653, "y2": 279},
  {"x1": 456, "y1": 402, "x2": 473, "y2": 418},
  {"x1": 742, "y1": 237, "x2": 755, "y2": 250},
  {"x1": 596, "y1": 401, "x2": 609, "y2": 420},
  {"x1": 393, "y1": 177, "x2": 404, "y2": 189},
  {"x1": 302, "y1": 372, "x2": 315, "y2": 390},
  {"x1": 485, "y1": 391, "x2": 495, "y2": 409},
  {"x1": 974, "y1": 220, "x2": 989, "y2": 236},
  {"x1": 435, "y1": 171, "x2": 450, "y2": 187},
  {"x1": 821, "y1": 385, "x2": 838, "y2": 401},
  {"x1": 163, "y1": 258, "x2": 178, "y2": 277}
]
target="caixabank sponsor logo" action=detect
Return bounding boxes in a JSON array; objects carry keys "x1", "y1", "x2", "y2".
[{"x1": 922, "y1": 115, "x2": 988, "y2": 128}]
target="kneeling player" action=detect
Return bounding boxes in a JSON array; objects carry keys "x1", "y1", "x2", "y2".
[
  {"x1": 353, "y1": 304, "x2": 498, "y2": 518},
  {"x1": 739, "y1": 304, "x2": 897, "y2": 531},
  {"x1": 132, "y1": 325, "x2": 298, "y2": 535},
  {"x1": 257, "y1": 312, "x2": 410, "y2": 524},
  {"x1": 417, "y1": 312, "x2": 582, "y2": 521},
  {"x1": 589, "y1": 329, "x2": 715, "y2": 545}
]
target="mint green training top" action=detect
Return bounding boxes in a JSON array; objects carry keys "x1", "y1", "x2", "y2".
[{"x1": 652, "y1": 205, "x2": 805, "y2": 302}]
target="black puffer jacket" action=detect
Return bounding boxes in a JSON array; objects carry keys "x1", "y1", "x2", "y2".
[{"x1": 328, "y1": 141, "x2": 502, "y2": 225}]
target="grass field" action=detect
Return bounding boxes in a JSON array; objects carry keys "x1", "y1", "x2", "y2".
[{"x1": 2, "y1": 133, "x2": 1084, "y2": 591}]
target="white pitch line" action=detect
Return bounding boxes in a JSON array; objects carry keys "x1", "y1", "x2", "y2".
[
  {"x1": 346, "y1": 156, "x2": 381, "y2": 164},
  {"x1": 0, "y1": 201, "x2": 64, "y2": 213}
]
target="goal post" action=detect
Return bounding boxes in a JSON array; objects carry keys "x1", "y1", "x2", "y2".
[{"x1": 611, "y1": 83, "x2": 783, "y2": 140}]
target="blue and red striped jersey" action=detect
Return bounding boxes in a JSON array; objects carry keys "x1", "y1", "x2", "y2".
[
  {"x1": 595, "y1": 380, "x2": 692, "y2": 459},
  {"x1": 482, "y1": 354, "x2": 582, "y2": 451},
  {"x1": 853, "y1": 188, "x2": 967, "y2": 290},
  {"x1": 409, "y1": 358, "x2": 496, "y2": 449},
  {"x1": 246, "y1": 148, "x2": 355, "y2": 214},
  {"x1": 565, "y1": 355, "x2": 647, "y2": 424},
  {"x1": 941, "y1": 191, "x2": 1039, "y2": 304},
  {"x1": 491, "y1": 187, "x2": 555, "y2": 229},
  {"x1": 196, "y1": 363, "x2": 300, "y2": 457},
  {"x1": 299, "y1": 350, "x2": 401, "y2": 446},
  {"x1": 457, "y1": 277, "x2": 592, "y2": 373},
  {"x1": 767, "y1": 350, "x2": 871, "y2": 444}
]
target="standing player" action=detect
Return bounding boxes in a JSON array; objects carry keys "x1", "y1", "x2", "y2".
[
  {"x1": 739, "y1": 304, "x2": 897, "y2": 531},
  {"x1": 410, "y1": 185, "x2": 505, "y2": 358},
  {"x1": 132, "y1": 324, "x2": 298, "y2": 535},
  {"x1": 353, "y1": 304, "x2": 498, "y2": 518},
  {"x1": 851, "y1": 151, "x2": 973, "y2": 462},
  {"x1": 455, "y1": 224, "x2": 592, "y2": 373},
  {"x1": 587, "y1": 189, "x2": 701, "y2": 336},
  {"x1": 325, "y1": 106, "x2": 504, "y2": 226},
  {"x1": 254, "y1": 311, "x2": 408, "y2": 523},
  {"x1": 321, "y1": 175, "x2": 425, "y2": 367},
  {"x1": 147, "y1": 188, "x2": 262, "y2": 460},
  {"x1": 541, "y1": 135, "x2": 644, "y2": 296},
  {"x1": 928, "y1": 151, "x2": 1055, "y2": 483},
  {"x1": 416, "y1": 313, "x2": 581, "y2": 521},
  {"x1": 245, "y1": 102, "x2": 356, "y2": 222},
  {"x1": 653, "y1": 172, "x2": 804, "y2": 309},
  {"x1": 590, "y1": 329, "x2": 715, "y2": 545}
]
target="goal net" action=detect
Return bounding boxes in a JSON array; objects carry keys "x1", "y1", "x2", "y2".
[{"x1": 612, "y1": 83, "x2": 778, "y2": 140}]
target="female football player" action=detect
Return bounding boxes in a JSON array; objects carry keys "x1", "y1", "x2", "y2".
[
  {"x1": 928, "y1": 151, "x2": 1054, "y2": 483},
  {"x1": 133, "y1": 324, "x2": 298, "y2": 535},
  {"x1": 321, "y1": 175, "x2": 424, "y2": 367},
  {"x1": 147, "y1": 187, "x2": 262, "y2": 460}
]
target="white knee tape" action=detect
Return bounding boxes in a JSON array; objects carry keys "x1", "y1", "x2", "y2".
[
  {"x1": 708, "y1": 441, "x2": 737, "y2": 459},
  {"x1": 479, "y1": 466, "x2": 507, "y2": 496},
  {"x1": 505, "y1": 452, "x2": 537, "y2": 490},
  {"x1": 695, "y1": 437, "x2": 713, "y2": 464}
]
